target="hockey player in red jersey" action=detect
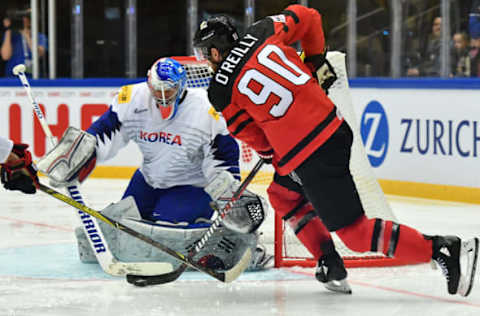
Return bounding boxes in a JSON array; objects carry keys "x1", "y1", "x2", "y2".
[
  {"x1": 193, "y1": 4, "x2": 479, "y2": 296},
  {"x1": 195, "y1": 6, "x2": 350, "y2": 294}
]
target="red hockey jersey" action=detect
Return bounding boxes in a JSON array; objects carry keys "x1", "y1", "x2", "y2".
[{"x1": 208, "y1": 5, "x2": 344, "y2": 175}]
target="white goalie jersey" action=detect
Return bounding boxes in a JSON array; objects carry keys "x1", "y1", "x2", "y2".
[{"x1": 87, "y1": 82, "x2": 240, "y2": 188}]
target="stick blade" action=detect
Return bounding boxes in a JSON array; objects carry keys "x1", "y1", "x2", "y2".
[
  {"x1": 126, "y1": 247, "x2": 252, "y2": 286},
  {"x1": 126, "y1": 265, "x2": 186, "y2": 287},
  {"x1": 109, "y1": 261, "x2": 174, "y2": 276},
  {"x1": 223, "y1": 247, "x2": 252, "y2": 283}
]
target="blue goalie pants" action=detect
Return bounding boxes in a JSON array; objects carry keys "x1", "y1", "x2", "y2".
[{"x1": 122, "y1": 169, "x2": 214, "y2": 225}]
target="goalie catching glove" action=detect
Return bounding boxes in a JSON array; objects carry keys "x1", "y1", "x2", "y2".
[
  {"x1": 0, "y1": 143, "x2": 39, "y2": 194},
  {"x1": 205, "y1": 170, "x2": 268, "y2": 234},
  {"x1": 37, "y1": 127, "x2": 97, "y2": 187}
]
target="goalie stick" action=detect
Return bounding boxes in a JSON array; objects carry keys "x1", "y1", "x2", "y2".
[
  {"x1": 126, "y1": 159, "x2": 265, "y2": 286},
  {"x1": 38, "y1": 182, "x2": 251, "y2": 282},
  {"x1": 12, "y1": 64, "x2": 174, "y2": 276}
]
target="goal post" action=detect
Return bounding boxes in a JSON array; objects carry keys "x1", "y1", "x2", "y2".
[{"x1": 172, "y1": 54, "x2": 414, "y2": 268}]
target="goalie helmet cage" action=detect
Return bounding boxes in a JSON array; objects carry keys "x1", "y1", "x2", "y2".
[{"x1": 172, "y1": 54, "x2": 413, "y2": 269}]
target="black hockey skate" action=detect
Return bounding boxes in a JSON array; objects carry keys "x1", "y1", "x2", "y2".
[
  {"x1": 431, "y1": 235, "x2": 479, "y2": 296},
  {"x1": 316, "y1": 248, "x2": 352, "y2": 294}
]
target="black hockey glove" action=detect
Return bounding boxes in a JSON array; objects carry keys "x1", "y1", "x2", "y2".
[
  {"x1": 1, "y1": 143, "x2": 39, "y2": 194},
  {"x1": 257, "y1": 150, "x2": 274, "y2": 164},
  {"x1": 304, "y1": 53, "x2": 337, "y2": 94}
]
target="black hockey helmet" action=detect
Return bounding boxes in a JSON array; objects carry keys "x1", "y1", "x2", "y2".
[{"x1": 193, "y1": 15, "x2": 239, "y2": 61}]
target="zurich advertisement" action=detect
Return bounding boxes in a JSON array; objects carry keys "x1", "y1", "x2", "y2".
[{"x1": 354, "y1": 87, "x2": 480, "y2": 188}]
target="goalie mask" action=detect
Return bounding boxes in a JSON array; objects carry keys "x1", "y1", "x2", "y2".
[{"x1": 147, "y1": 58, "x2": 187, "y2": 120}]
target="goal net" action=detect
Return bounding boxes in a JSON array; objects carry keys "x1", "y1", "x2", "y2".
[{"x1": 173, "y1": 54, "x2": 410, "y2": 268}]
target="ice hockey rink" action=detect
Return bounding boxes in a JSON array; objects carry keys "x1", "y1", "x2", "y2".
[{"x1": 0, "y1": 178, "x2": 479, "y2": 316}]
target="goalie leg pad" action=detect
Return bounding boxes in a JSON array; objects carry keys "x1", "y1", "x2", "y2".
[
  {"x1": 75, "y1": 226, "x2": 99, "y2": 263},
  {"x1": 247, "y1": 243, "x2": 274, "y2": 271},
  {"x1": 75, "y1": 197, "x2": 258, "y2": 271},
  {"x1": 101, "y1": 196, "x2": 143, "y2": 221},
  {"x1": 108, "y1": 220, "x2": 258, "y2": 271},
  {"x1": 37, "y1": 126, "x2": 97, "y2": 186},
  {"x1": 75, "y1": 196, "x2": 142, "y2": 264},
  {"x1": 149, "y1": 224, "x2": 258, "y2": 270}
]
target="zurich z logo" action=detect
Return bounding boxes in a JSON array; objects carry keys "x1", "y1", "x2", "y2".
[{"x1": 360, "y1": 100, "x2": 389, "y2": 167}]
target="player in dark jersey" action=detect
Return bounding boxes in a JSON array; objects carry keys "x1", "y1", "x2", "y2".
[{"x1": 193, "y1": 5, "x2": 479, "y2": 296}]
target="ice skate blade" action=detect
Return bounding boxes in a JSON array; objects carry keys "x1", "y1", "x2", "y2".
[
  {"x1": 324, "y1": 278, "x2": 352, "y2": 294},
  {"x1": 457, "y1": 237, "x2": 479, "y2": 297}
]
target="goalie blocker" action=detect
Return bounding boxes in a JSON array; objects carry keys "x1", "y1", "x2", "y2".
[{"x1": 205, "y1": 170, "x2": 268, "y2": 234}]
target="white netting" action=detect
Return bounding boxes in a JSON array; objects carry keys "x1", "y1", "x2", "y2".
[
  {"x1": 174, "y1": 55, "x2": 398, "y2": 267},
  {"x1": 182, "y1": 62, "x2": 213, "y2": 88}
]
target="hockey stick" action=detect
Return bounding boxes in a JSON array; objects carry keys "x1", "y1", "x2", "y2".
[
  {"x1": 126, "y1": 158, "x2": 265, "y2": 286},
  {"x1": 12, "y1": 64, "x2": 172, "y2": 276},
  {"x1": 126, "y1": 267, "x2": 181, "y2": 287},
  {"x1": 37, "y1": 181, "x2": 250, "y2": 282}
]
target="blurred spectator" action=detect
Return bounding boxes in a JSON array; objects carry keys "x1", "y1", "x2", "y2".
[
  {"x1": 451, "y1": 32, "x2": 471, "y2": 77},
  {"x1": 407, "y1": 16, "x2": 442, "y2": 77},
  {"x1": 469, "y1": 37, "x2": 480, "y2": 77},
  {"x1": 0, "y1": 8, "x2": 47, "y2": 77},
  {"x1": 354, "y1": 1, "x2": 389, "y2": 77},
  {"x1": 470, "y1": 0, "x2": 480, "y2": 32},
  {"x1": 470, "y1": 0, "x2": 480, "y2": 77}
]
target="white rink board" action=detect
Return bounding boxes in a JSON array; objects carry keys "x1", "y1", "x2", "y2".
[
  {"x1": 1, "y1": 85, "x2": 479, "y2": 188},
  {"x1": 0, "y1": 86, "x2": 142, "y2": 167},
  {"x1": 351, "y1": 88, "x2": 480, "y2": 188}
]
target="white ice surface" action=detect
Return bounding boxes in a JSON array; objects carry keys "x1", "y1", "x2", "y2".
[{"x1": 0, "y1": 178, "x2": 479, "y2": 316}]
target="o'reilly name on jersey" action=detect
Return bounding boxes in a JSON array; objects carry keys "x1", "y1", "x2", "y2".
[{"x1": 215, "y1": 34, "x2": 259, "y2": 86}]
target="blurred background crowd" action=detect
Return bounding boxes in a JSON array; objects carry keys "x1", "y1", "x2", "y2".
[{"x1": 1, "y1": 0, "x2": 479, "y2": 79}]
